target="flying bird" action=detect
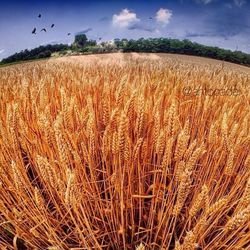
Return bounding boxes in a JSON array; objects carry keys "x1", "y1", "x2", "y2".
[
  {"x1": 32, "y1": 28, "x2": 36, "y2": 34},
  {"x1": 51, "y1": 24, "x2": 55, "y2": 28},
  {"x1": 40, "y1": 28, "x2": 47, "y2": 32},
  {"x1": 67, "y1": 33, "x2": 71, "y2": 36},
  {"x1": 38, "y1": 14, "x2": 41, "y2": 18},
  {"x1": 149, "y1": 17, "x2": 153, "y2": 20},
  {"x1": 99, "y1": 37, "x2": 102, "y2": 41}
]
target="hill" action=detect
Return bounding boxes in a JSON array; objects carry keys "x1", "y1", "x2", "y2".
[{"x1": 1, "y1": 36, "x2": 250, "y2": 67}]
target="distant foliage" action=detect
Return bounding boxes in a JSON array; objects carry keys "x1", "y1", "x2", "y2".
[
  {"x1": 1, "y1": 36, "x2": 250, "y2": 66},
  {"x1": 1, "y1": 44, "x2": 69, "y2": 64},
  {"x1": 73, "y1": 34, "x2": 88, "y2": 48},
  {"x1": 114, "y1": 38, "x2": 250, "y2": 66}
]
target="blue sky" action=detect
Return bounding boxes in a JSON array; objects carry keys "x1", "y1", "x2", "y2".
[{"x1": 0, "y1": 0, "x2": 250, "y2": 60}]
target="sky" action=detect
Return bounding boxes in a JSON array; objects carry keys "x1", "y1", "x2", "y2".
[{"x1": 0, "y1": 0, "x2": 250, "y2": 60}]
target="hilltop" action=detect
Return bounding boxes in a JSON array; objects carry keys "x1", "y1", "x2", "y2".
[{"x1": 1, "y1": 34, "x2": 250, "y2": 67}]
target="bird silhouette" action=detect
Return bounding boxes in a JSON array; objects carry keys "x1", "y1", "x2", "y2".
[
  {"x1": 51, "y1": 24, "x2": 55, "y2": 28},
  {"x1": 67, "y1": 33, "x2": 71, "y2": 36},
  {"x1": 32, "y1": 28, "x2": 36, "y2": 34},
  {"x1": 99, "y1": 37, "x2": 102, "y2": 41},
  {"x1": 40, "y1": 28, "x2": 47, "y2": 32},
  {"x1": 149, "y1": 17, "x2": 153, "y2": 20},
  {"x1": 38, "y1": 14, "x2": 41, "y2": 18}
]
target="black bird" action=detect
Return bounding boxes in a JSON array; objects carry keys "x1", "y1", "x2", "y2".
[
  {"x1": 67, "y1": 33, "x2": 71, "y2": 36},
  {"x1": 32, "y1": 28, "x2": 36, "y2": 34},
  {"x1": 149, "y1": 17, "x2": 153, "y2": 20},
  {"x1": 40, "y1": 28, "x2": 47, "y2": 32},
  {"x1": 99, "y1": 37, "x2": 102, "y2": 41},
  {"x1": 51, "y1": 24, "x2": 55, "y2": 28},
  {"x1": 38, "y1": 14, "x2": 41, "y2": 18}
]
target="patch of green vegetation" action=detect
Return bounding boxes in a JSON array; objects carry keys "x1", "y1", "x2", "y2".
[
  {"x1": 114, "y1": 38, "x2": 250, "y2": 66},
  {"x1": 0, "y1": 57, "x2": 50, "y2": 68},
  {"x1": 0, "y1": 44, "x2": 69, "y2": 65},
  {"x1": 1, "y1": 35, "x2": 250, "y2": 67}
]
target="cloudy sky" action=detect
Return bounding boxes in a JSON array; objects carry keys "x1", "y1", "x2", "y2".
[{"x1": 0, "y1": 0, "x2": 250, "y2": 60}]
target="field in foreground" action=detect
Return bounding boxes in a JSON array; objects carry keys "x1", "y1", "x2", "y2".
[{"x1": 0, "y1": 53, "x2": 249, "y2": 249}]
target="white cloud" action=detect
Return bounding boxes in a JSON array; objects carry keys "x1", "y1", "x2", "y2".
[
  {"x1": 112, "y1": 9, "x2": 140, "y2": 28},
  {"x1": 234, "y1": 0, "x2": 246, "y2": 7},
  {"x1": 0, "y1": 49, "x2": 4, "y2": 54},
  {"x1": 156, "y1": 8, "x2": 173, "y2": 26}
]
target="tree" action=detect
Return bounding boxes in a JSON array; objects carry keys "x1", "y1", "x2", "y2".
[
  {"x1": 74, "y1": 34, "x2": 88, "y2": 48},
  {"x1": 1, "y1": 37, "x2": 250, "y2": 66},
  {"x1": 86, "y1": 40, "x2": 97, "y2": 46},
  {"x1": 1, "y1": 44, "x2": 69, "y2": 64}
]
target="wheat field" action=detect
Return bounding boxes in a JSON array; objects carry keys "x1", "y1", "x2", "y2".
[{"x1": 0, "y1": 53, "x2": 250, "y2": 249}]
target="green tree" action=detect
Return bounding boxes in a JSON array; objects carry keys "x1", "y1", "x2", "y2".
[{"x1": 74, "y1": 34, "x2": 88, "y2": 48}]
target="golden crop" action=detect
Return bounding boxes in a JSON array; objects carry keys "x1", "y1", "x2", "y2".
[{"x1": 0, "y1": 54, "x2": 249, "y2": 249}]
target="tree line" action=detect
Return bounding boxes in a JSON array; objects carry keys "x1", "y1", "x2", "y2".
[
  {"x1": 0, "y1": 44, "x2": 69, "y2": 65},
  {"x1": 114, "y1": 38, "x2": 250, "y2": 66},
  {"x1": 1, "y1": 35, "x2": 250, "y2": 66}
]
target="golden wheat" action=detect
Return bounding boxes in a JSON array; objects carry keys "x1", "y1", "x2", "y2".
[{"x1": 0, "y1": 53, "x2": 249, "y2": 249}]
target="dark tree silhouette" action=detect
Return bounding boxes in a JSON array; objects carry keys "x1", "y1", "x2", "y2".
[
  {"x1": 74, "y1": 34, "x2": 88, "y2": 47},
  {"x1": 1, "y1": 44, "x2": 70, "y2": 64},
  {"x1": 113, "y1": 38, "x2": 250, "y2": 66}
]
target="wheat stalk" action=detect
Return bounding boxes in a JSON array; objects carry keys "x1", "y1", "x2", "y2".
[{"x1": 0, "y1": 54, "x2": 249, "y2": 249}]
